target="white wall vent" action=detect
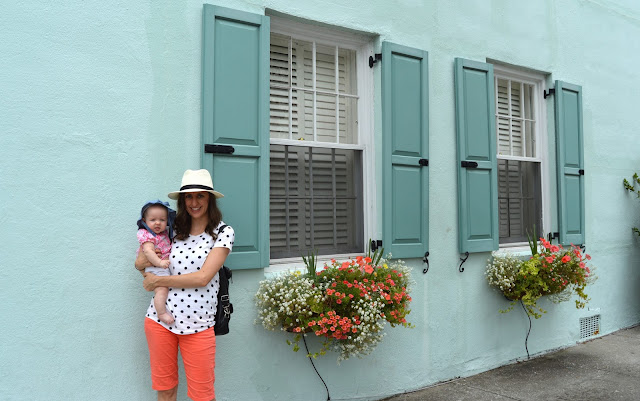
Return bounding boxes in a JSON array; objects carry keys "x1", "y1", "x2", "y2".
[{"x1": 580, "y1": 315, "x2": 601, "y2": 339}]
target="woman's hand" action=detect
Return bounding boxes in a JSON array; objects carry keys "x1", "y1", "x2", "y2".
[{"x1": 143, "y1": 273, "x2": 159, "y2": 291}]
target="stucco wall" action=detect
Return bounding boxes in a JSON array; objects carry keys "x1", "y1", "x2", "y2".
[{"x1": 2, "y1": 1, "x2": 640, "y2": 400}]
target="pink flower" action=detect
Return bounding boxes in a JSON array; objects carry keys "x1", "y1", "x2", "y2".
[
  {"x1": 562, "y1": 255, "x2": 571, "y2": 263},
  {"x1": 546, "y1": 256, "x2": 554, "y2": 263},
  {"x1": 579, "y1": 262, "x2": 586, "y2": 269},
  {"x1": 550, "y1": 245, "x2": 560, "y2": 253}
]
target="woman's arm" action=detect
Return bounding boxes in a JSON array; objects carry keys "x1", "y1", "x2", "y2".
[{"x1": 143, "y1": 246, "x2": 230, "y2": 290}]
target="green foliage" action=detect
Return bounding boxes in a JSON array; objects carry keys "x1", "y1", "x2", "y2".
[
  {"x1": 302, "y1": 249, "x2": 319, "y2": 282},
  {"x1": 365, "y1": 239, "x2": 385, "y2": 267},
  {"x1": 255, "y1": 255, "x2": 414, "y2": 362},
  {"x1": 623, "y1": 173, "x2": 640, "y2": 236},
  {"x1": 486, "y1": 238, "x2": 596, "y2": 319},
  {"x1": 526, "y1": 226, "x2": 539, "y2": 257}
]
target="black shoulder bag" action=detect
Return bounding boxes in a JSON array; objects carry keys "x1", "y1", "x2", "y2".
[{"x1": 214, "y1": 225, "x2": 233, "y2": 336}]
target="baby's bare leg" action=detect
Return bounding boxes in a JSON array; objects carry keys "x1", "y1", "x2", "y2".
[{"x1": 153, "y1": 286, "x2": 174, "y2": 325}]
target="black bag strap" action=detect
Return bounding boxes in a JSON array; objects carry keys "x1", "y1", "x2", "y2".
[
  {"x1": 218, "y1": 224, "x2": 228, "y2": 237},
  {"x1": 216, "y1": 224, "x2": 231, "y2": 281}
]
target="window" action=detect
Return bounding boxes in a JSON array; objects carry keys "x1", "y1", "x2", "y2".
[
  {"x1": 493, "y1": 66, "x2": 548, "y2": 245},
  {"x1": 268, "y1": 18, "x2": 374, "y2": 260}
]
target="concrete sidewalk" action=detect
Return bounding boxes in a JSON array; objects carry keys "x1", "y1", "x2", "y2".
[{"x1": 383, "y1": 325, "x2": 640, "y2": 401}]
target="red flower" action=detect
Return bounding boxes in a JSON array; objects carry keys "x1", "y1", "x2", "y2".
[{"x1": 562, "y1": 255, "x2": 571, "y2": 263}]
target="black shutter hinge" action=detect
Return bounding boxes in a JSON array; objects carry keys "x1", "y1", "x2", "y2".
[
  {"x1": 422, "y1": 251, "x2": 429, "y2": 274},
  {"x1": 547, "y1": 232, "x2": 559, "y2": 242},
  {"x1": 204, "y1": 144, "x2": 235, "y2": 154},
  {"x1": 461, "y1": 161, "x2": 478, "y2": 168},
  {"x1": 544, "y1": 88, "x2": 555, "y2": 99},
  {"x1": 369, "y1": 53, "x2": 382, "y2": 68},
  {"x1": 579, "y1": 169, "x2": 585, "y2": 175},
  {"x1": 419, "y1": 159, "x2": 429, "y2": 167},
  {"x1": 370, "y1": 239, "x2": 382, "y2": 252},
  {"x1": 458, "y1": 252, "x2": 470, "y2": 273}
]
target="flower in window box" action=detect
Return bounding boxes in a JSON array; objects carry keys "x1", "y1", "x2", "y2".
[
  {"x1": 255, "y1": 250, "x2": 414, "y2": 362},
  {"x1": 485, "y1": 238, "x2": 596, "y2": 319}
]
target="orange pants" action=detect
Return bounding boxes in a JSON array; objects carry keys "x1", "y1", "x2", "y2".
[{"x1": 145, "y1": 319, "x2": 216, "y2": 401}]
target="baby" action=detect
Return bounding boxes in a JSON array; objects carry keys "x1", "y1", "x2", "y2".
[{"x1": 136, "y1": 200, "x2": 176, "y2": 325}]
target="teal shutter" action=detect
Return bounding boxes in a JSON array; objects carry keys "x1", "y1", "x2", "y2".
[
  {"x1": 202, "y1": 5, "x2": 270, "y2": 269},
  {"x1": 382, "y1": 42, "x2": 429, "y2": 259},
  {"x1": 554, "y1": 81, "x2": 585, "y2": 246},
  {"x1": 454, "y1": 58, "x2": 499, "y2": 253}
]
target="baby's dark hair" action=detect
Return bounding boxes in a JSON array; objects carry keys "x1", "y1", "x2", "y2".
[{"x1": 142, "y1": 204, "x2": 169, "y2": 220}]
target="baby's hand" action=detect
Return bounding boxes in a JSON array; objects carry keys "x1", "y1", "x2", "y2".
[{"x1": 160, "y1": 259, "x2": 171, "y2": 269}]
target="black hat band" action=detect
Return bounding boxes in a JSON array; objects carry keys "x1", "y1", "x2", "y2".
[{"x1": 180, "y1": 184, "x2": 214, "y2": 191}]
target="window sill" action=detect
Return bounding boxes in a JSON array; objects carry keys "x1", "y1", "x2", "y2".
[
  {"x1": 265, "y1": 253, "x2": 365, "y2": 276},
  {"x1": 494, "y1": 244, "x2": 535, "y2": 259}
]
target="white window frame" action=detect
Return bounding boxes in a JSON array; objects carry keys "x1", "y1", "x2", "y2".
[
  {"x1": 267, "y1": 16, "x2": 376, "y2": 272},
  {"x1": 492, "y1": 64, "x2": 551, "y2": 250}
]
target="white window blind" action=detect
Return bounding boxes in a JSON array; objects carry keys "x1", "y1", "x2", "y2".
[
  {"x1": 495, "y1": 73, "x2": 542, "y2": 244},
  {"x1": 269, "y1": 32, "x2": 363, "y2": 259}
]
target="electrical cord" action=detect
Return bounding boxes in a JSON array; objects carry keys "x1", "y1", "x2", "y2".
[
  {"x1": 520, "y1": 300, "x2": 531, "y2": 360},
  {"x1": 302, "y1": 335, "x2": 331, "y2": 400}
]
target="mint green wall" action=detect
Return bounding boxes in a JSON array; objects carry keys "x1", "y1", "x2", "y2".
[{"x1": 2, "y1": 1, "x2": 640, "y2": 400}]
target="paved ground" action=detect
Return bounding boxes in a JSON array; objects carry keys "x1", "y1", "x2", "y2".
[{"x1": 383, "y1": 325, "x2": 640, "y2": 401}]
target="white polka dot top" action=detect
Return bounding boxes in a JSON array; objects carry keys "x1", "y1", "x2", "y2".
[{"x1": 145, "y1": 221, "x2": 234, "y2": 335}]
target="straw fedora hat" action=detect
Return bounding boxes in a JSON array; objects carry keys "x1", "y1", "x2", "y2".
[{"x1": 168, "y1": 169, "x2": 224, "y2": 200}]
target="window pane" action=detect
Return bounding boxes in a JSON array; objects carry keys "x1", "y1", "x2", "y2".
[
  {"x1": 270, "y1": 34, "x2": 290, "y2": 88},
  {"x1": 294, "y1": 39, "x2": 314, "y2": 90},
  {"x1": 498, "y1": 159, "x2": 542, "y2": 244},
  {"x1": 511, "y1": 118, "x2": 524, "y2": 157},
  {"x1": 269, "y1": 144, "x2": 363, "y2": 258},
  {"x1": 339, "y1": 48, "x2": 357, "y2": 95},
  {"x1": 497, "y1": 116, "x2": 510, "y2": 155},
  {"x1": 270, "y1": 85, "x2": 290, "y2": 139},
  {"x1": 294, "y1": 89, "x2": 314, "y2": 141},
  {"x1": 316, "y1": 44, "x2": 336, "y2": 92},
  {"x1": 525, "y1": 120, "x2": 535, "y2": 158},
  {"x1": 339, "y1": 96, "x2": 357, "y2": 144},
  {"x1": 496, "y1": 78, "x2": 509, "y2": 116},
  {"x1": 316, "y1": 93, "x2": 337, "y2": 142}
]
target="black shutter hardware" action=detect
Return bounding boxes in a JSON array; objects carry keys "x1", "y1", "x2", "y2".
[
  {"x1": 370, "y1": 239, "x2": 383, "y2": 252},
  {"x1": 204, "y1": 144, "x2": 235, "y2": 154},
  {"x1": 422, "y1": 251, "x2": 429, "y2": 274},
  {"x1": 368, "y1": 53, "x2": 382, "y2": 68},
  {"x1": 544, "y1": 88, "x2": 555, "y2": 99},
  {"x1": 419, "y1": 159, "x2": 429, "y2": 167},
  {"x1": 461, "y1": 161, "x2": 478, "y2": 168},
  {"x1": 458, "y1": 252, "x2": 470, "y2": 273}
]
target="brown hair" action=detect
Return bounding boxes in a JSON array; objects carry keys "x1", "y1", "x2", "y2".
[
  {"x1": 173, "y1": 193, "x2": 223, "y2": 240},
  {"x1": 142, "y1": 204, "x2": 168, "y2": 221}
]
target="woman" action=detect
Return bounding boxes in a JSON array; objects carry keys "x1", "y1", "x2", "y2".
[{"x1": 136, "y1": 169, "x2": 234, "y2": 401}]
